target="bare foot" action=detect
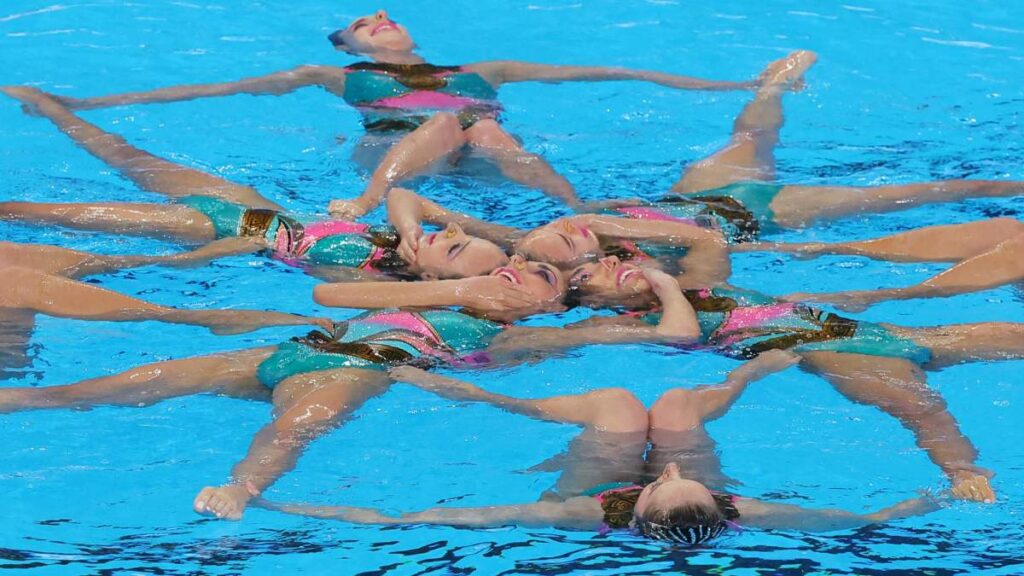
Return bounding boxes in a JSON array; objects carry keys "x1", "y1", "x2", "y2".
[
  {"x1": 193, "y1": 483, "x2": 259, "y2": 520},
  {"x1": 760, "y1": 50, "x2": 818, "y2": 90}
]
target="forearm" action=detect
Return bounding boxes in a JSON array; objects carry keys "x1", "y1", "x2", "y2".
[
  {"x1": 227, "y1": 424, "x2": 307, "y2": 496},
  {"x1": 313, "y1": 280, "x2": 463, "y2": 309},
  {"x1": 496, "y1": 62, "x2": 754, "y2": 91},
  {"x1": 63, "y1": 66, "x2": 332, "y2": 110}
]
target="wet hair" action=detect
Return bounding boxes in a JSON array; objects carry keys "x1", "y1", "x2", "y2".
[
  {"x1": 327, "y1": 29, "x2": 347, "y2": 48},
  {"x1": 634, "y1": 492, "x2": 739, "y2": 546}
]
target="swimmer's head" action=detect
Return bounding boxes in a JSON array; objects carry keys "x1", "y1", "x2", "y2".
[
  {"x1": 565, "y1": 256, "x2": 659, "y2": 310},
  {"x1": 632, "y1": 463, "x2": 731, "y2": 545},
  {"x1": 328, "y1": 10, "x2": 415, "y2": 55},
  {"x1": 409, "y1": 222, "x2": 509, "y2": 280},
  {"x1": 490, "y1": 254, "x2": 567, "y2": 305},
  {"x1": 516, "y1": 218, "x2": 601, "y2": 266}
]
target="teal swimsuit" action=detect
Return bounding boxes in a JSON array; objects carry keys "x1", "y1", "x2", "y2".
[
  {"x1": 256, "y1": 309, "x2": 504, "y2": 388},
  {"x1": 625, "y1": 181, "x2": 785, "y2": 243},
  {"x1": 178, "y1": 196, "x2": 404, "y2": 270},
  {"x1": 343, "y1": 62, "x2": 502, "y2": 132},
  {"x1": 642, "y1": 286, "x2": 931, "y2": 363}
]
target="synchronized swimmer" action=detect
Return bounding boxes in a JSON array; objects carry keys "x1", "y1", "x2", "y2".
[{"x1": 1, "y1": 8, "x2": 1021, "y2": 547}]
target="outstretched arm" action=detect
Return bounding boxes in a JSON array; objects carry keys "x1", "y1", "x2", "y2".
[
  {"x1": 738, "y1": 494, "x2": 941, "y2": 532},
  {"x1": 256, "y1": 497, "x2": 597, "y2": 529},
  {"x1": 466, "y1": 61, "x2": 757, "y2": 91},
  {"x1": 695, "y1": 350, "x2": 801, "y2": 421},
  {"x1": 312, "y1": 276, "x2": 539, "y2": 313},
  {"x1": 193, "y1": 368, "x2": 390, "y2": 520},
  {"x1": 57, "y1": 65, "x2": 347, "y2": 111},
  {"x1": 567, "y1": 214, "x2": 731, "y2": 287},
  {"x1": 390, "y1": 366, "x2": 609, "y2": 427}
]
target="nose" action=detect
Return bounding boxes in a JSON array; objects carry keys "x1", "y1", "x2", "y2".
[
  {"x1": 662, "y1": 462, "x2": 682, "y2": 479},
  {"x1": 598, "y1": 255, "x2": 620, "y2": 270},
  {"x1": 444, "y1": 221, "x2": 463, "y2": 239},
  {"x1": 561, "y1": 220, "x2": 577, "y2": 234},
  {"x1": 510, "y1": 253, "x2": 527, "y2": 270},
  {"x1": 375, "y1": 10, "x2": 389, "y2": 21}
]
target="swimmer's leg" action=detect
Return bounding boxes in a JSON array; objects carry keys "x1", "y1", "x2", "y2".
[
  {"x1": 0, "y1": 267, "x2": 321, "y2": 334},
  {"x1": 0, "y1": 201, "x2": 216, "y2": 243},
  {"x1": 800, "y1": 351, "x2": 994, "y2": 502},
  {"x1": 737, "y1": 218, "x2": 1024, "y2": 262},
  {"x1": 193, "y1": 367, "x2": 392, "y2": 520},
  {"x1": 333, "y1": 112, "x2": 468, "y2": 219},
  {"x1": 893, "y1": 322, "x2": 1024, "y2": 369},
  {"x1": 771, "y1": 180, "x2": 1024, "y2": 229},
  {"x1": 0, "y1": 346, "x2": 275, "y2": 412},
  {"x1": 670, "y1": 51, "x2": 817, "y2": 194},
  {"x1": 1, "y1": 86, "x2": 282, "y2": 211},
  {"x1": 645, "y1": 351, "x2": 800, "y2": 486},
  {"x1": 779, "y1": 224, "x2": 1024, "y2": 309},
  {"x1": 390, "y1": 368, "x2": 647, "y2": 495},
  {"x1": 464, "y1": 119, "x2": 580, "y2": 206}
]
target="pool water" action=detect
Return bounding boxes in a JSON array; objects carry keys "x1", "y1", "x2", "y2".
[{"x1": 2, "y1": 0, "x2": 1023, "y2": 574}]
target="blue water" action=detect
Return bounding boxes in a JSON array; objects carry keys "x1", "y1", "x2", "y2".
[{"x1": 2, "y1": 0, "x2": 1023, "y2": 574}]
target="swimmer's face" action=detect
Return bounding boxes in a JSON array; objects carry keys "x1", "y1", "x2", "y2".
[
  {"x1": 332, "y1": 10, "x2": 414, "y2": 54},
  {"x1": 569, "y1": 256, "x2": 652, "y2": 300},
  {"x1": 633, "y1": 463, "x2": 716, "y2": 519},
  {"x1": 490, "y1": 254, "x2": 566, "y2": 303},
  {"x1": 414, "y1": 222, "x2": 509, "y2": 279},
  {"x1": 517, "y1": 219, "x2": 601, "y2": 266}
]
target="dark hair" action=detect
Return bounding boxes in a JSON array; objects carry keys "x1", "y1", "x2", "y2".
[
  {"x1": 327, "y1": 29, "x2": 347, "y2": 48},
  {"x1": 634, "y1": 492, "x2": 739, "y2": 545}
]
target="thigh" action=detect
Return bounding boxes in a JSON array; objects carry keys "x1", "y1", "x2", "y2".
[{"x1": 670, "y1": 135, "x2": 774, "y2": 194}]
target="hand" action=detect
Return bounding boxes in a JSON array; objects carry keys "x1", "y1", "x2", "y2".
[
  {"x1": 329, "y1": 198, "x2": 370, "y2": 220},
  {"x1": 640, "y1": 268, "x2": 679, "y2": 297},
  {"x1": 193, "y1": 482, "x2": 260, "y2": 520},
  {"x1": 750, "y1": 349, "x2": 802, "y2": 372},
  {"x1": 951, "y1": 469, "x2": 995, "y2": 503},
  {"x1": 455, "y1": 275, "x2": 542, "y2": 312},
  {"x1": 388, "y1": 365, "x2": 434, "y2": 385},
  {"x1": 396, "y1": 226, "x2": 421, "y2": 265}
]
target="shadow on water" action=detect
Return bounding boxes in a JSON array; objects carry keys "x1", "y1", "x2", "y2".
[{"x1": 2, "y1": 521, "x2": 1022, "y2": 575}]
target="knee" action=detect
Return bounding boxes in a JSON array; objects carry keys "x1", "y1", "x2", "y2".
[
  {"x1": 589, "y1": 387, "x2": 648, "y2": 433},
  {"x1": 465, "y1": 119, "x2": 515, "y2": 148},
  {"x1": 649, "y1": 389, "x2": 695, "y2": 419}
]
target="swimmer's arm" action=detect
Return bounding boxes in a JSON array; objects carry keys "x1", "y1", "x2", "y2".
[
  {"x1": 389, "y1": 366, "x2": 606, "y2": 426},
  {"x1": 567, "y1": 214, "x2": 731, "y2": 287},
  {"x1": 57, "y1": 65, "x2": 348, "y2": 110},
  {"x1": 466, "y1": 61, "x2": 756, "y2": 91},
  {"x1": 695, "y1": 350, "x2": 801, "y2": 422},
  {"x1": 313, "y1": 276, "x2": 537, "y2": 311},
  {"x1": 313, "y1": 279, "x2": 468, "y2": 308},
  {"x1": 257, "y1": 499, "x2": 598, "y2": 529},
  {"x1": 487, "y1": 273, "x2": 699, "y2": 359},
  {"x1": 158, "y1": 237, "x2": 268, "y2": 267},
  {"x1": 736, "y1": 495, "x2": 941, "y2": 532},
  {"x1": 387, "y1": 187, "x2": 519, "y2": 248}
]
